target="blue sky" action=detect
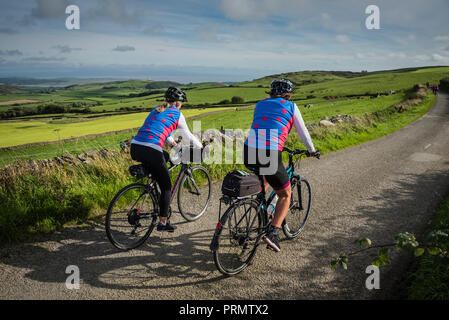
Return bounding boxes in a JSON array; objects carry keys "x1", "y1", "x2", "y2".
[{"x1": 0, "y1": 0, "x2": 448, "y2": 82}]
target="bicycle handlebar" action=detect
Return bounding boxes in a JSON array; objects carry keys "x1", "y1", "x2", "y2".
[
  {"x1": 282, "y1": 147, "x2": 320, "y2": 159},
  {"x1": 202, "y1": 136, "x2": 215, "y2": 147},
  {"x1": 175, "y1": 136, "x2": 214, "y2": 148}
]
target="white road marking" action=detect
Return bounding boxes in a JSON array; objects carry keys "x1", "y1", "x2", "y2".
[{"x1": 424, "y1": 144, "x2": 432, "y2": 150}]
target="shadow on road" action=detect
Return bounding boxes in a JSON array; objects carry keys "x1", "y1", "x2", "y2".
[
  {"x1": 243, "y1": 166, "x2": 449, "y2": 299},
  {"x1": 0, "y1": 223, "x2": 227, "y2": 291},
  {"x1": 1, "y1": 167, "x2": 448, "y2": 298}
]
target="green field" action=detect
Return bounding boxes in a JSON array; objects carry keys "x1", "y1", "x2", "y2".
[
  {"x1": 0, "y1": 107, "x2": 232, "y2": 148},
  {"x1": 0, "y1": 65, "x2": 444, "y2": 242},
  {"x1": 0, "y1": 91, "x2": 437, "y2": 242},
  {"x1": 2, "y1": 66, "x2": 447, "y2": 114},
  {"x1": 0, "y1": 66, "x2": 448, "y2": 167}
]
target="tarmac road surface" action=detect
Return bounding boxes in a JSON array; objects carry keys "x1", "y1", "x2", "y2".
[{"x1": 1, "y1": 93, "x2": 448, "y2": 300}]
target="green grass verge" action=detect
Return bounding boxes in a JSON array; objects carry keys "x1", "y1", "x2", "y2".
[
  {"x1": 0, "y1": 154, "x2": 136, "y2": 241},
  {"x1": 408, "y1": 192, "x2": 449, "y2": 300}
]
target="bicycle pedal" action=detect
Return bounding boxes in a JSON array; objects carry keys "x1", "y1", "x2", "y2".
[{"x1": 266, "y1": 244, "x2": 279, "y2": 252}]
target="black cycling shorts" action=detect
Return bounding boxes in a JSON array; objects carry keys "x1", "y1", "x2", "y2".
[
  {"x1": 243, "y1": 145, "x2": 290, "y2": 191},
  {"x1": 130, "y1": 143, "x2": 171, "y2": 217}
]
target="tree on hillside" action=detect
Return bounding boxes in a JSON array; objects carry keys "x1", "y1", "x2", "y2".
[{"x1": 231, "y1": 96, "x2": 244, "y2": 104}]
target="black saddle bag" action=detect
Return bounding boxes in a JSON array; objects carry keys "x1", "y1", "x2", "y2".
[
  {"x1": 129, "y1": 164, "x2": 149, "y2": 179},
  {"x1": 221, "y1": 170, "x2": 261, "y2": 198}
]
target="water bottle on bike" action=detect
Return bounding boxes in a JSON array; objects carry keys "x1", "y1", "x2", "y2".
[
  {"x1": 170, "y1": 144, "x2": 182, "y2": 165},
  {"x1": 267, "y1": 195, "x2": 278, "y2": 216}
]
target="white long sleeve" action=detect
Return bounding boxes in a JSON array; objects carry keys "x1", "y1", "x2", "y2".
[
  {"x1": 293, "y1": 103, "x2": 316, "y2": 152},
  {"x1": 166, "y1": 135, "x2": 175, "y2": 145},
  {"x1": 177, "y1": 113, "x2": 203, "y2": 149}
]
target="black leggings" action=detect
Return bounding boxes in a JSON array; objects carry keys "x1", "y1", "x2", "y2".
[{"x1": 130, "y1": 144, "x2": 171, "y2": 217}]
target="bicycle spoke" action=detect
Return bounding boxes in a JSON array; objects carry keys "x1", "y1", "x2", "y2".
[
  {"x1": 187, "y1": 177, "x2": 201, "y2": 195},
  {"x1": 178, "y1": 166, "x2": 211, "y2": 221},
  {"x1": 283, "y1": 178, "x2": 312, "y2": 239},
  {"x1": 106, "y1": 184, "x2": 157, "y2": 250},
  {"x1": 213, "y1": 199, "x2": 262, "y2": 275}
]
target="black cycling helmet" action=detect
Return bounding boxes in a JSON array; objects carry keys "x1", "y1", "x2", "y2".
[
  {"x1": 165, "y1": 87, "x2": 188, "y2": 102},
  {"x1": 270, "y1": 79, "x2": 293, "y2": 95}
]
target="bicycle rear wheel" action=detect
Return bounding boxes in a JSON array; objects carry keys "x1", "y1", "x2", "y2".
[
  {"x1": 105, "y1": 183, "x2": 157, "y2": 250},
  {"x1": 282, "y1": 176, "x2": 312, "y2": 239},
  {"x1": 213, "y1": 199, "x2": 263, "y2": 276},
  {"x1": 177, "y1": 166, "x2": 211, "y2": 221}
]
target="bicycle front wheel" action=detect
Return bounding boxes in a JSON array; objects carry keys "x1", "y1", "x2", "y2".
[
  {"x1": 282, "y1": 176, "x2": 312, "y2": 239},
  {"x1": 105, "y1": 183, "x2": 158, "y2": 250},
  {"x1": 213, "y1": 199, "x2": 263, "y2": 276},
  {"x1": 177, "y1": 166, "x2": 211, "y2": 221}
]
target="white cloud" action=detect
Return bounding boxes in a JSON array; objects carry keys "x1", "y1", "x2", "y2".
[
  {"x1": 232, "y1": 24, "x2": 267, "y2": 41},
  {"x1": 195, "y1": 24, "x2": 220, "y2": 42},
  {"x1": 112, "y1": 45, "x2": 135, "y2": 52},
  {"x1": 219, "y1": 0, "x2": 312, "y2": 21},
  {"x1": 0, "y1": 28, "x2": 18, "y2": 34},
  {"x1": 143, "y1": 24, "x2": 166, "y2": 36},
  {"x1": 0, "y1": 49, "x2": 23, "y2": 56},
  {"x1": 20, "y1": 0, "x2": 69, "y2": 25},
  {"x1": 22, "y1": 56, "x2": 66, "y2": 62},
  {"x1": 336, "y1": 35, "x2": 350, "y2": 43},
  {"x1": 432, "y1": 53, "x2": 449, "y2": 64},
  {"x1": 31, "y1": 0, "x2": 69, "y2": 19},
  {"x1": 220, "y1": 0, "x2": 275, "y2": 21},
  {"x1": 321, "y1": 13, "x2": 331, "y2": 21},
  {"x1": 434, "y1": 35, "x2": 449, "y2": 41},
  {"x1": 388, "y1": 52, "x2": 407, "y2": 59},
  {"x1": 52, "y1": 45, "x2": 82, "y2": 54},
  {"x1": 413, "y1": 54, "x2": 430, "y2": 61},
  {"x1": 3, "y1": 0, "x2": 449, "y2": 80},
  {"x1": 92, "y1": 0, "x2": 143, "y2": 27},
  {"x1": 395, "y1": 34, "x2": 417, "y2": 46},
  {"x1": 354, "y1": 52, "x2": 388, "y2": 61}
]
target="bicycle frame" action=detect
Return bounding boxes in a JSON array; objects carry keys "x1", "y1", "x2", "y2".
[
  {"x1": 145, "y1": 162, "x2": 182, "y2": 201},
  {"x1": 212, "y1": 151, "x2": 307, "y2": 251},
  {"x1": 255, "y1": 151, "x2": 306, "y2": 226},
  {"x1": 145, "y1": 160, "x2": 201, "y2": 207},
  {"x1": 168, "y1": 163, "x2": 186, "y2": 201}
]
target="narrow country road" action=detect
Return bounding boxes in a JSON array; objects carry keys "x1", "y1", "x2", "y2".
[{"x1": 1, "y1": 93, "x2": 448, "y2": 300}]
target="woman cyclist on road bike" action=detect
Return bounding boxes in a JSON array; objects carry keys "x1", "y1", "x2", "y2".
[
  {"x1": 130, "y1": 87, "x2": 203, "y2": 232},
  {"x1": 243, "y1": 79, "x2": 319, "y2": 252}
]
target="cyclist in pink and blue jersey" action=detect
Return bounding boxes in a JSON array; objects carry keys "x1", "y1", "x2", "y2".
[
  {"x1": 244, "y1": 79, "x2": 319, "y2": 252},
  {"x1": 131, "y1": 87, "x2": 202, "y2": 232}
]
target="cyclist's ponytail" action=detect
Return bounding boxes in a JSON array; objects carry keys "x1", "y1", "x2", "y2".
[
  {"x1": 155, "y1": 101, "x2": 170, "y2": 113},
  {"x1": 266, "y1": 91, "x2": 292, "y2": 100}
]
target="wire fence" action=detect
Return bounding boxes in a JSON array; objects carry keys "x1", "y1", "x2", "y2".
[{"x1": 0, "y1": 140, "x2": 125, "y2": 167}]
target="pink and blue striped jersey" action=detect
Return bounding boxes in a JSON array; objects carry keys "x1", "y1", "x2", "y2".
[
  {"x1": 133, "y1": 105, "x2": 181, "y2": 149},
  {"x1": 245, "y1": 97, "x2": 315, "y2": 152}
]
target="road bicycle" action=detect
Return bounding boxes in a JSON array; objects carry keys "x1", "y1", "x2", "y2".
[
  {"x1": 210, "y1": 147, "x2": 317, "y2": 276},
  {"x1": 106, "y1": 138, "x2": 212, "y2": 251}
]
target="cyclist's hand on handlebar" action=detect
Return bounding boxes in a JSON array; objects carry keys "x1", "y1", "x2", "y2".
[
  {"x1": 202, "y1": 137, "x2": 215, "y2": 149},
  {"x1": 309, "y1": 149, "x2": 320, "y2": 159}
]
